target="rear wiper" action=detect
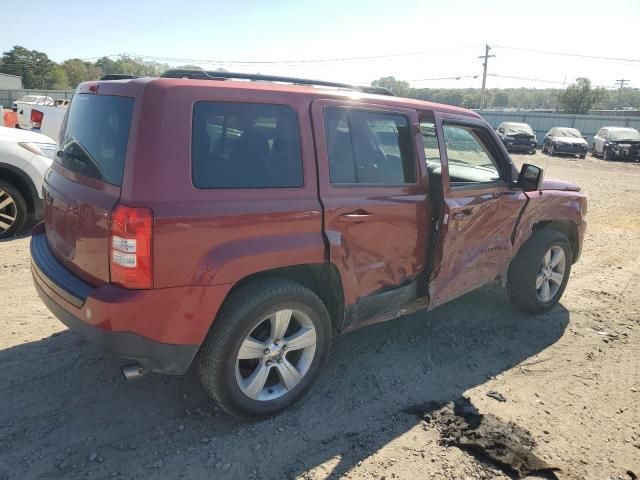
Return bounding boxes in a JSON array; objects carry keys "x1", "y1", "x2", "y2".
[{"x1": 57, "y1": 139, "x2": 106, "y2": 181}]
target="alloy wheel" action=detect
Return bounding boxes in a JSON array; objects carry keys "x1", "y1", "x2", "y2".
[
  {"x1": 235, "y1": 308, "x2": 317, "y2": 401},
  {"x1": 0, "y1": 189, "x2": 18, "y2": 235},
  {"x1": 536, "y1": 245, "x2": 566, "y2": 302}
]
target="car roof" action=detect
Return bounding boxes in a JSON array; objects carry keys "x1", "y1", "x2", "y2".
[
  {"x1": 602, "y1": 126, "x2": 637, "y2": 131},
  {"x1": 87, "y1": 77, "x2": 482, "y2": 119},
  {"x1": 0, "y1": 126, "x2": 56, "y2": 144}
]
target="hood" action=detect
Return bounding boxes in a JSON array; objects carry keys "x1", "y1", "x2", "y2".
[
  {"x1": 554, "y1": 136, "x2": 587, "y2": 145},
  {"x1": 541, "y1": 177, "x2": 580, "y2": 192},
  {"x1": 0, "y1": 126, "x2": 56, "y2": 144}
]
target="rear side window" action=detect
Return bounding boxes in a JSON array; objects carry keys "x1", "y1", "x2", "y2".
[
  {"x1": 192, "y1": 102, "x2": 303, "y2": 189},
  {"x1": 324, "y1": 108, "x2": 415, "y2": 185},
  {"x1": 58, "y1": 94, "x2": 134, "y2": 186}
]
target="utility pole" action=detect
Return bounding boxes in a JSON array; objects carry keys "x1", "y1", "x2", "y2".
[
  {"x1": 478, "y1": 44, "x2": 495, "y2": 110},
  {"x1": 615, "y1": 77, "x2": 628, "y2": 111}
]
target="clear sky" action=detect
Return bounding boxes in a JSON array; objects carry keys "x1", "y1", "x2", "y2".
[{"x1": 2, "y1": 0, "x2": 639, "y2": 90}]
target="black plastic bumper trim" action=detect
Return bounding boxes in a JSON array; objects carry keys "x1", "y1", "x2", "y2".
[
  {"x1": 32, "y1": 265, "x2": 198, "y2": 375},
  {"x1": 30, "y1": 233, "x2": 93, "y2": 307}
]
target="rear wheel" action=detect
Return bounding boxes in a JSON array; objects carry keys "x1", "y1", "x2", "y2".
[
  {"x1": 198, "y1": 278, "x2": 331, "y2": 418},
  {"x1": 0, "y1": 181, "x2": 27, "y2": 239},
  {"x1": 507, "y1": 230, "x2": 572, "y2": 314},
  {"x1": 579, "y1": 154, "x2": 586, "y2": 159}
]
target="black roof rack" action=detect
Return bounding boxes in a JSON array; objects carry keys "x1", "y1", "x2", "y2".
[{"x1": 160, "y1": 69, "x2": 395, "y2": 96}]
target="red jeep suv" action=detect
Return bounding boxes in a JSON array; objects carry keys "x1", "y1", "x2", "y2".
[{"x1": 31, "y1": 70, "x2": 586, "y2": 418}]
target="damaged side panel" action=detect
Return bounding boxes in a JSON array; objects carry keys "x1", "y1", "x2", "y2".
[
  {"x1": 512, "y1": 190, "x2": 586, "y2": 261},
  {"x1": 427, "y1": 186, "x2": 527, "y2": 309}
]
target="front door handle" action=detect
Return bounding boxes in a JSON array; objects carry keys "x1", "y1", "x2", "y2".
[
  {"x1": 339, "y1": 210, "x2": 373, "y2": 222},
  {"x1": 452, "y1": 208, "x2": 473, "y2": 221}
]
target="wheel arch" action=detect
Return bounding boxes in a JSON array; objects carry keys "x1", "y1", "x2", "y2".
[
  {"x1": 0, "y1": 162, "x2": 40, "y2": 219},
  {"x1": 532, "y1": 220, "x2": 579, "y2": 263},
  {"x1": 219, "y1": 263, "x2": 345, "y2": 336}
]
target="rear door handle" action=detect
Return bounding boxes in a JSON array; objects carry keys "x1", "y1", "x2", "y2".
[
  {"x1": 339, "y1": 210, "x2": 373, "y2": 222},
  {"x1": 452, "y1": 208, "x2": 473, "y2": 221}
]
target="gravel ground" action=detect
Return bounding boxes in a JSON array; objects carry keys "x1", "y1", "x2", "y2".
[{"x1": 0, "y1": 152, "x2": 638, "y2": 480}]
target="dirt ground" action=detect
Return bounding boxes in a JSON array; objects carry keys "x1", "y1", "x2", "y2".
[{"x1": 0, "y1": 152, "x2": 638, "y2": 480}]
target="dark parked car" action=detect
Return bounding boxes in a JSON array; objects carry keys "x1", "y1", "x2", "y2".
[
  {"x1": 542, "y1": 127, "x2": 588, "y2": 158},
  {"x1": 592, "y1": 126, "x2": 640, "y2": 161},
  {"x1": 496, "y1": 122, "x2": 537, "y2": 154},
  {"x1": 31, "y1": 71, "x2": 587, "y2": 418}
]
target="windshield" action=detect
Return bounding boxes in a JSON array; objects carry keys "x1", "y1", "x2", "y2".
[
  {"x1": 609, "y1": 129, "x2": 640, "y2": 141},
  {"x1": 57, "y1": 94, "x2": 134, "y2": 186},
  {"x1": 555, "y1": 128, "x2": 582, "y2": 138},
  {"x1": 503, "y1": 123, "x2": 533, "y2": 134}
]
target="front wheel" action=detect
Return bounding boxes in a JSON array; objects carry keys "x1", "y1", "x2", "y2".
[
  {"x1": 603, "y1": 147, "x2": 611, "y2": 161},
  {"x1": 198, "y1": 278, "x2": 331, "y2": 418},
  {"x1": 507, "y1": 230, "x2": 572, "y2": 314},
  {"x1": 548, "y1": 144, "x2": 555, "y2": 156}
]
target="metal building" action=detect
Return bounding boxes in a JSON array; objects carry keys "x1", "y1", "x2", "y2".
[{"x1": 0, "y1": 73, "x2": 23, "y2": 90}]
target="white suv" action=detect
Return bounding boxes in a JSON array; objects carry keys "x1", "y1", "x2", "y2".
[{"x1": 0, "y1": 126, "x2": 56, "y2": 238}]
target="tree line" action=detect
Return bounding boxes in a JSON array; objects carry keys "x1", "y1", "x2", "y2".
[
  {"x1": 1, "y1": 46, "x2": 638, "y2": 114},
  {"x1": 371, "y1": 77, "x2": 640, "y2": 114},
  {"x1": 0, "y1": 46, "x2": 171, "y2": 90}
]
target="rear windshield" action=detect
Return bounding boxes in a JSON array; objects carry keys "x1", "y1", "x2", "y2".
[
  {"x1": 609, "y1": 129, "x2": 640, "y2": 141},
  {"x1": 57, "y1": 94, "x2": 134, "y2": 186}
]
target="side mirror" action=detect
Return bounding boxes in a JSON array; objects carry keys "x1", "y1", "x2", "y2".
[
  {"x1": 517, "y1": 163, "x2": 544, "y2": 191},
  {"x1": 497, "y1": 128, "x2": 504, "y2": 133}
]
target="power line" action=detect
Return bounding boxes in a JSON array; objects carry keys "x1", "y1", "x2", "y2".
[
  {"x1": 117, "y1": 46, "x2": 482, "y2": 66},
  {"x1": 493, "y1": 45, "x2": 640, "y2": 64},
  {"x1": 488, "y1": 73, "x2": 565, "y2": 85},
  {"x1": 406, "y1": 74, "x2": 479, "y2": 82}
]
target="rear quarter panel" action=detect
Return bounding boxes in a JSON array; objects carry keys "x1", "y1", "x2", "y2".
[{"x1": 122, "y1": 80, "x2": 325, "y2": 288}]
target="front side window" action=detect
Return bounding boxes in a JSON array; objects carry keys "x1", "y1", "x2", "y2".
[
  {"x1": 442, "y1": 124, "x2": 501, "y2": 185},
  {"x1": 192, "y1": 102, "x2": 303, "y2": 189},
  {"x1": 324, "y1": 108, "x2": 415, "y2": 185}
]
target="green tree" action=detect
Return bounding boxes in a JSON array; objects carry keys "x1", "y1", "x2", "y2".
[
  {"x1": 492, "y1": 91, "x2": 509, "y2": 108},
  {"x1": 371, "y1": 76, "x2": 411, "y2": 97},
  {"x1": 0, "y1": 45, "x2": 57, "y2": 89},
  {"x1": 46, "y1": 64, "x2": 70, "y2": 89},
  {"x1": 557, "y1": 78, "x2": 605, "y2": 114}
]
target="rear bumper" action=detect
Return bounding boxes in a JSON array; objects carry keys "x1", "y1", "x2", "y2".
[{"x1": 31, "y1": 231, "x2": 231, "y2": 374}]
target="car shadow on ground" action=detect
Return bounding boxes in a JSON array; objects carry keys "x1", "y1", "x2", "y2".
[{"x1": 0, "y1": 284, "x2": 569, "y2": 479}]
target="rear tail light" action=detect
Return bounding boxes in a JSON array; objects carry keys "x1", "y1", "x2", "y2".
[
  {"x1": 31, "y1": 109, "x2": 44, "y2": 129},
  {"x1": 110, "y1": 203, "x2": 153, "y2": 289}
]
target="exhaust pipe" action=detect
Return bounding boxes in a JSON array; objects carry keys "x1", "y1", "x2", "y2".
[{"x1": 121, "y1": 363, "x2": 147, "y2": 381}]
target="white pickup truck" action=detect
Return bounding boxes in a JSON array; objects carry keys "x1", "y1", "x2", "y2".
[{"x1": 16, "y1": 98, "x2": 69, "y2": 143}]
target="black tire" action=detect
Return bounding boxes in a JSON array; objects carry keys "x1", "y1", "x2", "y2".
[
  {"x1": 198, "y1": 278, "x2": 332, "y2": 419},
  {"x1": 548, "y1": 144, "x2": 555, "y2": 156},
  {"x1": 0, "y1": 181, "x2": 27, "y2": 239},
  {"x1": 530, "y1": 149, "x2": 537, "y2": 154},
  {"x1": 592, "y1": 144, "x2": 598, "y2": 157},
  {"x1": 603, "y1": 146, "x2": 611, "y2": 161},
  {"x1": 579, "y1": 154, "x2": 586, "y2": 159},
  {"x1": 507, "y1": 230, "x2": 572, "y2": 314}
]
